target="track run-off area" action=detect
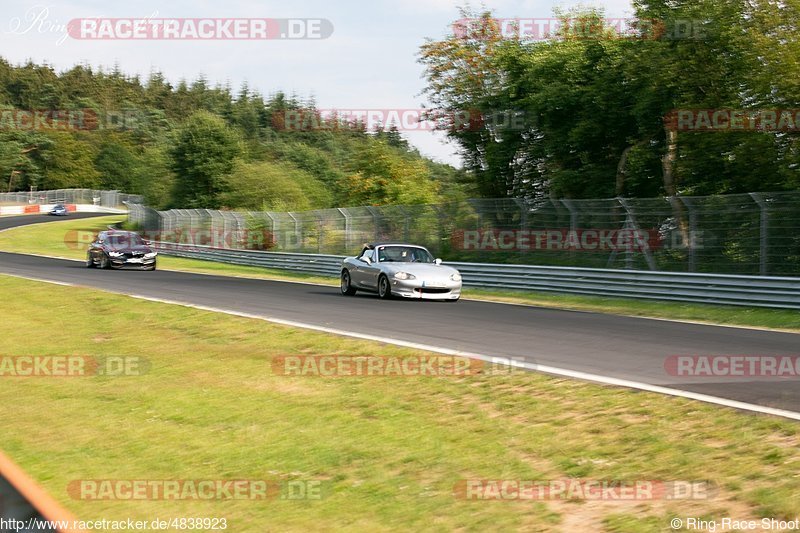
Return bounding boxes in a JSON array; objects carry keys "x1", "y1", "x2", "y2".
[{"x1": 1, "y1": 213, "x2": 799, "y2": 419}]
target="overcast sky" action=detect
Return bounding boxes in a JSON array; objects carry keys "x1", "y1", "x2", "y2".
[{"x1": 3, "y1": 0, "x2": 634, "y2": 166}]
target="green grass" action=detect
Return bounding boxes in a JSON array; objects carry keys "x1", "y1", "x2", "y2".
[
  {"x1": 0, "y1": 275, "x2": 798, "y2": 532},
  {"x1": 0, "y1": 215, "x2": 798, "y2": 332}
]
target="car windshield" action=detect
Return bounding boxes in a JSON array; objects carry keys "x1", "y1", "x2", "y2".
[
  {"x1": 377, "y1": 246, "x2": 433, "y2": 263},
  {"x1": 105, "y1": 233, "x2": 145, "y2": 248}
]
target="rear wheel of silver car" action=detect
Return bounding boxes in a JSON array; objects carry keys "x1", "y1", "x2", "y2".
[
  {"x1": 340, "y1": 270, "x2": 357, "y2": 295},
  {"x1": 378, "y1": 275, "x2": 392, "y2": 299}
]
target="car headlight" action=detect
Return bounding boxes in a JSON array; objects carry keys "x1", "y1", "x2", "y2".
[
  {"x1": 144, "y1": 252, "x2": 157, "y2": 258},
  {"x1": 107, "y1": 251, "x2": 123, "y2": 257},
  {"x1": 450, "y1": 272, "x2": 462, "y2": 282},
  {"x1": 394, "y1": 271, "x2": 416, "y2": 280}
]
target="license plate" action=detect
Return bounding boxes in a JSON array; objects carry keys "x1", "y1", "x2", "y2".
[
  {"x1": 128, "y1": 258, "x2": 142, "y2": 263},
  {"x1": 424, "y1": 280, "x2": 445, "y2": 287}
]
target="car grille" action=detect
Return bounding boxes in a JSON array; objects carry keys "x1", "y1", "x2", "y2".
[
  {"x1": 123, "y1": 252, "x2": 145, "y2": 259},
  {"x1": 414, "y1": 287, "x2": 451, "y2": 294}
]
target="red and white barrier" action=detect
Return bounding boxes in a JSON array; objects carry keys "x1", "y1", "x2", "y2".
[{"x1": 0, "y1": 204, "x2": 126, "y2": 216}]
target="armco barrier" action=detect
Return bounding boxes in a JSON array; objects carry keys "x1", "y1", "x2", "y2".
[
  {"x1": 152, "y1": 243, "x2": 800, "y2": 310},
  {"x1": 155, "y1": 243, "x2": 344, "y2": 276}
]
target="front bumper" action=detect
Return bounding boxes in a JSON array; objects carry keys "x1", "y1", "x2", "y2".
[
  {"x1": 390, "y1": 278, "x2": 461, "y2": 300},
  {"x1": 109, "y1": 256, "x2": 157, "y2": 269}
]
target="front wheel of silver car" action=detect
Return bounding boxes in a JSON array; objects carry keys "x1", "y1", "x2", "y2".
[
  {"x1": 378, "y1": 275, "x2": 392, "y2": 299},
  {"x1": 340, "y1": 270, "x2": 357, "y2": 295},
  {"x1": 99, "y1": 254, "x2": 110, "y2": 269},
  {"x1": 86, "y1": 254, "x2": 95, "y2": 268}
]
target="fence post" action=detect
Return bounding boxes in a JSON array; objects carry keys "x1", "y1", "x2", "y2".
[
  {"x1": 316, "y1": 212, "x2": 323, "y2": 253},
  {"x1": 338, "y1": 208, "x2": 351, "y2": 252},
  {"x1": 287, "y1": 212, "x2": 300, "y2": 250},
  {"x1": 397, "y1": 206, "x2": 410, "y2": 242},
  {"x1": 617, "y1": 197, "x2": 657, "y2": 271},
  {"x1": 432, "y1": 205, "x2": 446, "y2": 256},
  {"x1": 264, "y1": 212, "x2": 276, "y2": 249},
  {"x1": 561, "y1": 199, "x2": 577, "y2": 263},
  {"x1": 680, "y1": 197, "x2": 697, "y2": 272},
  {"x1": 366, "y1": 206, "x2": 380, "y2": 241},
  {"x1": 749, "y1": 192, "x2": 769, "y2": 275}
]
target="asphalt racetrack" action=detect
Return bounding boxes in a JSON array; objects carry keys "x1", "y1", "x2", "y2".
[{"x1": 1, "y1": 214, "x2": 798, "y2": 415}]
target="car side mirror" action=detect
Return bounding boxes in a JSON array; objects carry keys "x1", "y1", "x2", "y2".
[{"x1": 434, "y1": 258, "x2": 443, "y2": 265}]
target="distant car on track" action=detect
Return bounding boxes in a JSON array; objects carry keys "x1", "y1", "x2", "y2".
[
  {"x1": 86, "y1": 230, "x2": 157, "y2": 270},
  {"x1": 340, "y1": 243, "x2": 461, "y2": 301},
  {"x1": 49, "y1": 204, "x2": 68, "y2": 216}
]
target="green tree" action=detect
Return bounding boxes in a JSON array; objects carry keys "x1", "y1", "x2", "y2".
[
  {"x1": 170, "y1": 111, "x2": 242, "y2": 208},
  {"x1": 39, "y1": 133, "x2": 101, "y2": 189},
  {"x1": 340, "y1": 139, "x2": 440, "y2": 205},
  {"x1": 95, "y1": 140, "x2": 138, "y2": 191},
  {"x1": 220, "y1": 160, "x2": 331, "y2": 211},
  {"x1": 421, "y1": 4, "x2": 800, "y2": 199},
  {"x1": 0, "y1": 56, "x2": 467, "y2": 208},
  {"x1": 419, "y1": 9, "x2": 509, "y2": 198},
  {"x1": 0, "y1": 139, "x2": 26, "y2": 191}
]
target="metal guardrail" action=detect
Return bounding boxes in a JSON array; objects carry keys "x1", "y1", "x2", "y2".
[
  {"x1": 454, "y1": 262, "x2": 800, "y2": 309},
  {"x1": 154, "y1": 242, "x2": 800, "y2": 309},
  {"x1": 156, "y1": 243, "x2": 343, "y2": 276},
  {"x1": 129, "y1": 191, "x2": 800, "y2": 277}
]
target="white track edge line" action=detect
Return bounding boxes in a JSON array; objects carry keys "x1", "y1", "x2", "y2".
[
  {"x1": 4, "y1": 272, "x2": 795, "y2": 421},
  {"x1": 119, "y1": 296, "x2": 800, "y2": 421}
]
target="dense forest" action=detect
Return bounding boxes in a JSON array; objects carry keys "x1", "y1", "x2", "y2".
[
  {"x1": 0, "y1": 59, "x2": 468, "y2": 209},
  {"x1": 420, "y1": 1, "x2": 800, "y2": 200},
  {"x1": 1, "y1": 0, "x2": 798, "y2": 210}
]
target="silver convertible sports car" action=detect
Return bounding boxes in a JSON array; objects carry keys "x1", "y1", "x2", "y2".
[{"x1": 340, "y1": 243, "x2": 462, "y2": 301}]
